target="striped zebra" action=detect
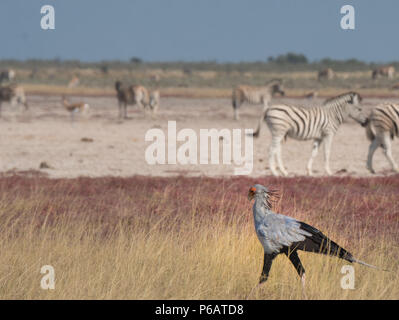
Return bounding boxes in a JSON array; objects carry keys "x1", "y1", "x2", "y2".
[
  {"x1": 317, "y1": 68, "x2": 335, "y2": 81},
  {"x1": 252, "y1": 92, "x2": 366, "y2": 176},
  {"x1": 0, "y1": 69, "x2": 15, "y2": 83},
  {"x1": 115, "y1": 81, "x2": 153, "y2": 119},
  {"x1": 232, "y1": 79, "x2": 284, "y2": 120},
  {"x1": 0, "y1": 84, "x2": 28, "y2": 117},
  {"x1": 363, "y1": 103, "x2": 399, "y2": 173},
  {"x1": 372, "y1": 66, "x2": 395, "y2": 80}
]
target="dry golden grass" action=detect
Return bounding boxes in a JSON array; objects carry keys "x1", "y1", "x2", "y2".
[
  {"x1": 0, "y1": 175, "x2": 397, "y2": 300},
  {"x1": 20, "y1": 83, "x2": 399, "y2": 100}
]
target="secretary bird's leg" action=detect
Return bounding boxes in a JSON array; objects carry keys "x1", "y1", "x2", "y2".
[
  {"x1": 285, "y1": 250, "x2": 307, "y2": 299},
  {"x1": 246, "y1": 253, "x2": 277, "y2": 299}
]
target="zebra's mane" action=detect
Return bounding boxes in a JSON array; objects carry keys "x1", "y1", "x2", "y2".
[{"x1": 323, "y1": 92, "x2": 359, "y2": 107}]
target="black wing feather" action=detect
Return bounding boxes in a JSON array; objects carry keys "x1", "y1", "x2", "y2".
[{"x1": 290, "y1": 222, "x2": 354, "y2": 263}]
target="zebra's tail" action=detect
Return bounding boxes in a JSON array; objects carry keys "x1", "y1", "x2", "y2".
[{"x1": 363, "y1": 118, "x2": 376, "y2": 141}]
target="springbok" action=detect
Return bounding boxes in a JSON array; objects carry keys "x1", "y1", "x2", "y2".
[{"x1": 62, "y1": 95, "x2": 89, "y2": 122}]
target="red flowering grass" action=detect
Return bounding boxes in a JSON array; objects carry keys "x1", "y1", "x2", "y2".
[
  {"x1": 0, "y1": 174, "x2": 397, "y2": 299},
  {"x1": 0, "y1": 174, "x2": 397, "y2": 239}
]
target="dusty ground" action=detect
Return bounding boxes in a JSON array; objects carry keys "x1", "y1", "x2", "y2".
[{"x1": 0, "y1": 95, "x2": 398, "y2": 178}]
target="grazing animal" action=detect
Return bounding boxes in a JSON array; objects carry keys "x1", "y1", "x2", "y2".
[
  {"x1": 67, "y1": 76, "x2": 80, "y2": 88},
  {"x1": 232, "y1": 79, "x2": 284, "y2": 120},
  {"x1": 391, "y1": 83, "x2": 399, "y2": 90},
  {"x1": 363, "y1": 103, "x2": 399, "y2": 173},
  {"x1": 0, "y1": 69, "x2": 15, "y2": 83},
  {"x1": 252, "y1": 92, "x2": 366, "y2": 176},
  {"x1": 372, "y1": 66, "x2": 395, "y2": 80},
  {"x1": 0, "y1": 84, "x2": 28, "y2": 117},
  {"x1": 317, "y1": 68, "x2": 335, "y2": 81},
  {"x1": 149, "y1": 90, "x2": 160, "y2": 114},
  {"x1": 62, "y1": 96, "x2": 89, "y2": 122},
  {"x1": 247, "y1": 184, "x2": 382, "y2": 297},
  {"x1": 115, "y1": 81, "x2": 153, "y2": 119},
  {"x1": 303, "y1": 91, "x2": 318, "y2": 99}
]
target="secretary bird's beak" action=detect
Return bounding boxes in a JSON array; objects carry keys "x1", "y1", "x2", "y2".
[{"x1": 248, "y1": 187, "x2": 256, "y2": 201}]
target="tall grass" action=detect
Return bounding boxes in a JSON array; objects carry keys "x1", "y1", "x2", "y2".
[{"x1": 0, "y1": 175, "x2": 397, "y2": 299}]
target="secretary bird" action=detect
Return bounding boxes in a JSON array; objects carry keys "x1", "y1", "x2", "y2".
[{"x1": 247, "y1": 184, "x2": 382, "y2": 294}]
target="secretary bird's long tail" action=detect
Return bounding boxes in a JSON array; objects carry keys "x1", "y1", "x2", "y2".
[
  {"x1": 352, "y1": 258, "x2": 389, "y2": 272},
  {"x1": 298, "y1": 221, "x2": 389, "y2": 272}
]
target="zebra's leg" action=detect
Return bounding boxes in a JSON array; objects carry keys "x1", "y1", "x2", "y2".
[
  {"x1": 124, "y1": 104, "x2": 128, "y2": 119},
  {"x1": 234, "y1": 107, "x2": 240, "y2": 121},
  {"x1": 276, "y1": 143, "x2": 288, "y2": 176},
  {"x1": 307, "y1": 139, "x2": 321, "y2": 176},
  {"x1": 118, "y1": 102, "x2": 123, "y2": 119},
  {"x1": 381, "y1": 132, "x2": 399, "y2": 173},
  {"x1": 367, "y1": 138, "x2": 380, "y2": 174},
  {"x1": 323, "y1": 134, "x2": 334, "y2": 175},
  {"x1": 269, "y1": 135, "x2": 284, "y2": 176}
]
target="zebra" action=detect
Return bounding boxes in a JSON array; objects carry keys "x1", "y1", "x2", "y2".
[
  {"x1": 148, "y1": 90, "x2": 160, "y2": 114},
  {"x1": 115, "y1": 81, "x2": 151, "y2": 119},
  {"x1": 252, "y1": 92, "x2": 366, "y2": 176},
  {"x1": 372, "y1": 66, "x2": 395, "y2": 80},
  {"x1": 362, "y1": 103, "x2": 399, "y2": 173},
  {"x1": 0, "y1": 69, "x2": 15, "y2": 83},
  {"x1": 317, "y1": 68, "x2": 335, "y2": 81},
  {"x1": 232, "y1": 79, "x2": 284, "y2": 120},
  {"x1": 0, "y1": 84, "x2": 28, "y2": 117}
]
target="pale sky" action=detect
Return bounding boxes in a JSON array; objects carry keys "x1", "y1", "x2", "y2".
[{"x1": 0, "y1": 0, "x2": 398, "y2": 62}]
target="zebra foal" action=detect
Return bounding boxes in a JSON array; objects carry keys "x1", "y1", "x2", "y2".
[
  {"x1": 232, "y1": 79, "x2": 284, "y2": 120},
  {"x1": 253, "y1": 92, "x2": 366, "y2": 176}
]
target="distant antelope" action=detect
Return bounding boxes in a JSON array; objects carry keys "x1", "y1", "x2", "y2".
[
  {"x1": 391, "y1": 83, "x2": 399, "y2": 90},
  {"x1": 372, "y1": 66, "x2": 395, "y2": 80},
  {"x1": 0, "y1": 84, "x2": 28, "y2": 117},
  {"x1": 150, "y1": 74, "x2": 161, "y2": 83},
  {"x1": 317, "y1": 68, "x2": 335, "y2": 81},
  {"x1": 67, "y1": 76, "x2": 80, "y2": 88},
  {"x1": 232, "y1": 79, "x2": 285, "y2": 120},
  {"x1": 363, "y1": 103, "x2": 399, "y2": 173},
  {"x1": 303, "y1": 91, "x2": 318, "y2": 99},
  {"x1": 62, "y1": 95, "x2": 89, "y2": 122},
  {"x1": 115, "y1": 81, "x2": 158, "y2": 118},
  {"x1": 0, "y1": 69, "x2": 15, "y2": 83}
]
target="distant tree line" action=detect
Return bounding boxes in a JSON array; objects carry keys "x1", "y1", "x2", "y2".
[{"x1": 0, "y1": 53, "x2": 395, "y2": 73}]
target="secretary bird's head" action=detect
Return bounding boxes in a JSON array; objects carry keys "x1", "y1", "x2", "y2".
[{"x1": 248, "y1": 184, "x2": 278, "y2": 209}]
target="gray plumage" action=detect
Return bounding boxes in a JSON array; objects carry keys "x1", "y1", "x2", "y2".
[
  {"x1": 254, "y1": 203, "x2": 312, "y2": 254},
  {"x1": 247, "y1": 184, "x2": 383, "y2": 288}
]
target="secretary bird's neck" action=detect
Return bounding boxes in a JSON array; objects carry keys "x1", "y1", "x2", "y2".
[{"x1": 253, "y1": 194, "x2": 272, "y2": 217}]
